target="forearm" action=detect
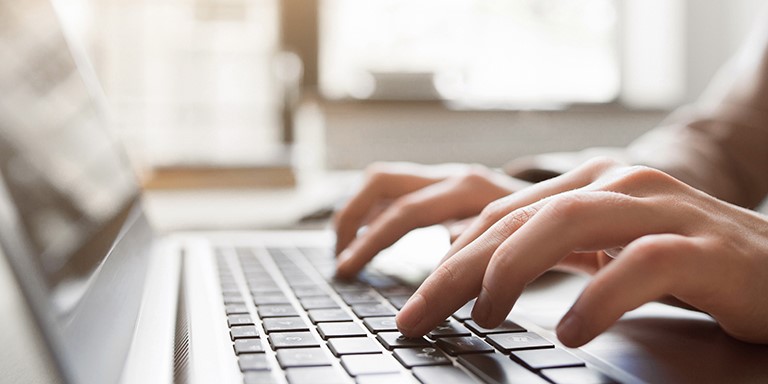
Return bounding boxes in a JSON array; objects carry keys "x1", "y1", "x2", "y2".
[
  {"x1": 507, "y1": 11, "x2": 768, "y2": 209},
  {"x1": 626, "y1": 105, "x2": 768, "y2": 208}
]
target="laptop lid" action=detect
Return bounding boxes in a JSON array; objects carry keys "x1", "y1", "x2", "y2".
[{"x1": 0, "y1": 1, "x2": 152, "y2": 383}]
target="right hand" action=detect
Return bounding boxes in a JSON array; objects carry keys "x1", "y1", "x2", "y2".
[{"x1": 334, "y1": 162, "x2": 531, "y2": 279}]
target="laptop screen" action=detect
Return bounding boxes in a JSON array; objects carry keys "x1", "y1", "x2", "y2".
[{"x1": 0, "y1": 0, "x2": 139, "y2": 314}]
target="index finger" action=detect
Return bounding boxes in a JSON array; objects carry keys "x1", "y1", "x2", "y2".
[
  {"x1": 395, "y1": 202, "x2": 546, "y2": 337},
  {"x1": 334, "y1": 168, "x2": 441, "y2": 255}
]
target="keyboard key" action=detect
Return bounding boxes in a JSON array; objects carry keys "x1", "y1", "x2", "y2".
[
  {"x1": 220, "y1": 284, "x2": 240, "y2": 294},
  {"x1": 376, "y1": 286, "x2": 415, "y2": 298},
  {"x1": 465, "y1": 319, "x2": 526, "y2": 336},
  {"x1": 393, "y1": 347, "x2": 452, "y2": 367},
  {"x1": 234, "y1": 339, "x2": 265, "y2": 354},
  {"x1": 230, "y1": 325, "x2": 260, "y2": 340},
  {"x1": 223, "y1": 291, "x2": 243, "y2": 300},
  {"x1": 376, "y1": 332, "x2": 432, "y2": 350},
  {"x1": 363, "y1": 317, "x2": 399, "y2": 333},
  {"x1": 340, "y1": 354, "x2": 401, "y2": 376},
  {"x1": 340, "y1": 291, "x2": 380, "y2": 305},
  {"x1": 331, "y1": 280, "x2": 369, "y2": 293},
  {"x1": 269, "y1": 332, "x2": 320, "y2": 349},
  {"x1": 246, "y1": 276, "x2": 276, "y2": 286},
  {"x1": 276, "y1": 347, "x2": 331, "y2": 368},
  {"x1": 223, "y1": 295, "x2": 246, "y2": 305},
  {"x1": 428, "y1": 320, "x2": 471, "y2": 339},
  {"x1": 292, "y1": 285, "x2": 327, "y2": 298},
  {"x1": 541, "y1": 366, "x2": 618, "y2": 384},
  {"x1": 225, "y1": 304, "x2": 249, "y2": 315},
  {"x1": 308, "y1": 308, "x2": 353, "y2": 323},
  {"x1": 327, "y1": 337, "x2": 382, "y2": 356},
  {"x1": 285, "y1": 366, "x2": 348, "y2": 384},
  {"x1": 249, "y1": 285, "x2": 282, "y2": 295},
  {"x1": 258, "y1": 305, "x2": 298, "y2": 318},
  {"x1": 239, "y1": 353, "x2": 270, "y2": 371},
  {"x1": 299, "y1": 296, "x2": 339, "y2": 310},
  {"x1": 316, "y1": 322, "x2": 367, "y2": 339},
  {"x1": 228, "y1": 314, "x2": 254, "y2": 327},
  {"x1": 435, "y1": 336, "x2": 495, "y2": 356},
  {"x1": 262, "y1": 317, "x2": 309, "y2": 333},
  {"x1": 452, "y1": 301, "x2": 475, "y2": 321},
  {"x1": 244, "y1": 371, "x2": 277, "y2": 384},
  {"x1": 356, "y1": 373, "x2": 418, "y2": 384},
  {"x1": 387, "y1": 295, "x2": 410, "y2": 309},
  {"x1": 253, "y1": 293, "x2": 290, "y2": 306},
  {"x1": 351, "y1": 303, "x2": 396, "y2": 318},
  {"x1": 486, "y1": 332, "x2": 553, "y2": 353},
  {"x1": 458, "y1": 353, "x2": 549, "y2": 384},
  {"x1": 412, "y1": 366, "x2": 477, "y2": 384},
  {"x1": 512, "y1": 348, "x2": 584, "y2": 369},
  {"x1": 358, "y1": 271, "x2": 399, "y2": 289}
]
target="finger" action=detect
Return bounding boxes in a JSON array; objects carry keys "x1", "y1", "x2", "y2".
[
  {"x1": 396, "y1": 201, "x2": 548, "y2": 337},
  {"x1": 552, "y1": 251, "x2": 614, "y2": 275},
  {"x1": 395, "y1": 238, "x2": 496, "y2": 337},
  {"x1": 556, "y1": 234, "x2": 697, "y2": 347},
  {"x1": 447, "y1": 216, "x2": 477, "y2": 243},
  {"x1": 474, "y1": 191, "x2": 680, "y2": 328},
  {"x1": 334, "y1": 169, "x2": 440, "y2": 255},
  {"x1": 440, "y1": 157, "x2": 622, "y2": 265},
  {"x1": 336, "y1": 178, "x2": 489, "y2": 279}
]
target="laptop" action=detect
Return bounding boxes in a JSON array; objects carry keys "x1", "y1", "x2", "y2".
[{"x1": 2, "y1": 1, "x2": 768, "y2": 383}]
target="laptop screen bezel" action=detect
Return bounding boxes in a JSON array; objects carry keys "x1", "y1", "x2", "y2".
[{"x1": 0, "y1": 1, "x2": 153, "y2": 383}]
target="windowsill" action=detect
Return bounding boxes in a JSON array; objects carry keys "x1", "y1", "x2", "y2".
[
  {"x1": 312, "y1": 94, "x2": 673, "y2": 169},
  {"x1": 315, "y1": 96, "x2": 674, "y2": 115}
]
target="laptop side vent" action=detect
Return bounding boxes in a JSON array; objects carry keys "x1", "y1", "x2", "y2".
[{"x1": 173, "y1": 253, "x2": 190, "y2": 384}]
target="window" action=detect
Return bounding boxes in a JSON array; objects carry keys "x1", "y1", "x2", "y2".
[
  {"x1": 54, "y1": 0, "x2": 283, "y2": 166},
  {"x1": 320, "y1": 0, "x2": 619, "y2": 107}
]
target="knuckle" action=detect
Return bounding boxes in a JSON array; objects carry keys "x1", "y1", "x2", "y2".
[
  {"x1": 626, "y1": 236, "x2": 677, "y2": 269},
  {"x1": 544, "y1": 192, "x2": 591, "y2": 219},
  {"x1": 459, "y1": 165, "x2": 493, "y2": 183},
  {"x1": 478, "y1": 196, "x2": 514, "y2": 226},
  {"x1": 480, "y1": 197, "x2": 512, "y2": 223},
  {"x1": 364, "y1": 161, "x2": 390, "y2": 176},
  {"x1": 363, "y1": 162, "x2": 393, "y2": 184},
  {"x1": 620, "y1": 165, "x2": 675, "y2": 186},
  {"x1": 582, "y1": 156, "x2": 623, "y2": 174},
  {"x1": 495, "y1": 205, "x2": 539, "y2": 237},
  {"x1": 390, "y1": 196, "x2": 420, "y2": 218},
  {"x1": 433, "y1": 261, "x2": 460, "y2": 287}
]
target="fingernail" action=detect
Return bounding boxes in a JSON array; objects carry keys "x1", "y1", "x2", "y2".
[
  {"x1": 397, "y1": 293, "x2": 425, "y2": 334},
  {"x1": 557, "y1": 311, "x2": 585, "y2": 347},
  {"x1": 335, "y1": 250, "x2": 354, "y2": 277},
  {"x1": 473, "y1": 290, "x2": 492, "y2": 326}
]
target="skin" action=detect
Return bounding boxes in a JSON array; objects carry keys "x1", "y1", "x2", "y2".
[{"x1": 334, "y1": 158, "x2": 768, "y2": 347}]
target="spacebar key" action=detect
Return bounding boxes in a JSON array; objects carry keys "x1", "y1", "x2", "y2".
[
  {"x1": 412, "y1": 366, "x2": 477, "y2": 384},
  {"x1": 458, "y1": 353, "x2": 549, "y2": 384}
]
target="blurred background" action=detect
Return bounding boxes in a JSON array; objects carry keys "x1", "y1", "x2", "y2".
[{"x1": 51, "y1": 0, "x2": 765, "y2": 175}]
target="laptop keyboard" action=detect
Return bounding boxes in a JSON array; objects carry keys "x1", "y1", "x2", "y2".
[{"x1": 214, "y1": 246, "x2": 617, "y2": 384}]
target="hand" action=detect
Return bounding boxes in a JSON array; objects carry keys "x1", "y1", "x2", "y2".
[
  {"x1": 396, "y1": 157, "x2": 768, "y2": 347},
  {"x1": 334, "y1": 162, "x2": 531, "y2": 278}
]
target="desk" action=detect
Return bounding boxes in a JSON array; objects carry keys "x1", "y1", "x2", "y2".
[{"x1": 141, "y1": 171, "x2": 359, "y2": 232}]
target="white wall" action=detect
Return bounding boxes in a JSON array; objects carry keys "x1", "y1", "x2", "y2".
[
  {"x1": 320, "y1": 0, "x2": 767, "y2": 169},
  {"x1": 683, "y1": 0, "x2": 766, "y2": 102}
]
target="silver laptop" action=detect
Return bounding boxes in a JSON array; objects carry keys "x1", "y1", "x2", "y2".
[{"x1": 2, "y1": 1, "x2": 768, "y2": 383}]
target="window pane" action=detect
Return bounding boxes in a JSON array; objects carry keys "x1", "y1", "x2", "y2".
[
  {"x1": 56, "y1": 0, "x2": 282, "y2": 166},
  {"x1": 321, "y1": 0, "x2": 619, "y2": 106}
]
